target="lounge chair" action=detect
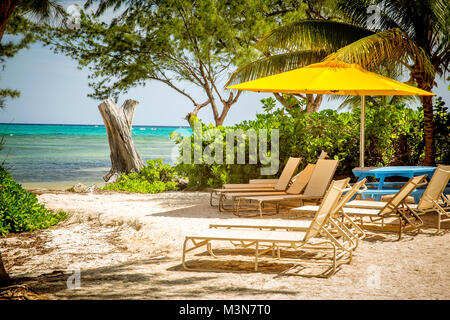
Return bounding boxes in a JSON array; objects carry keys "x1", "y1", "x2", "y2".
[
  {"x1": 221, "y1": 179, "x2": 279, "y2": 189},
  {"x1": 289, "y1": 178, "x2": 368, "y2": 242},
  {"x1": 182, "y1": 179, "x2": 355, "y2": 277},
  {"x1": 209, "y1": 157, "x2": 302, "y2": 206},
  {"x1": 345, "y1": 165, "x2": 450, "y2": 233},
  {"x1": 233, "y1": 159, "x2": 339, "y2": 217},
  {"x1": 209, "y1": 178, "x2": 367, "y2": 248},
  {"x1": 341, "y1": 175, "x2": 428, "y2": 240},
  {"x1": 210, "y1": 152, "x2": 328, "y2": 207},
  {"x1": 218, "y1": 163, "x2": 316, "y2": 212}
]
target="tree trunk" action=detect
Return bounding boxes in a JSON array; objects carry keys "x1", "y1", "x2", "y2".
[
  {"x1": 0, "y1": 252, "x2": 12, "y2": 287},
  {"x1": 0, "y1": 0, "x2": 20, "y2": 41},
  {"x1": 185, "y1": 101, "x2": 210, "y2": 127},
  {"x1": 305, "y1": 94, "x2": 323, "y2": 113},
  {"x1": 98, "y1": 99, "x2": 145, "y2": 184},
  {"x1": 421, "y1": 94, "x2": 435, "y2": 166},
  {"x1": 273, "y1": 93, "x2": 290, "y2": 109},
  {"x1": 414, "y1": 72, "x2": 436, "y2": 166}
]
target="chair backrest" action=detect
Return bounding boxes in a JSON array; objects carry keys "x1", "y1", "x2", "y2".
[
  {"x1": 303, "y1": 159, "x2": 339, "y2": 197},
  {"x1": 274, "y1": 157, "x2": 302, "y2": 191},
  {"x1": 417, "y1": 165, "x2": 450, "y2": 210},
  {"x1": 318, "y1": 151, "x2": 328, "y2": 159},
  {"x1": 379, "y1": 175, "x2": 427, "y2": 216},
  {"x1": 303, "y1": 179, "x2": 348, "y2": 241},
  {"x1": 286, "y1": 164, "x2": 316, "y2": 195},
  {"x1": 332, "y1": 178, "x2": 367, "y2": 218}
]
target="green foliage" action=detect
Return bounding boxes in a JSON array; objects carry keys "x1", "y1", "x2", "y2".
[
  {"x1": 174, "y1": 97, "x2": 450, "y2": 189},
  {"x1": 37, "y1": 1, "x2": 312, "y2": 125},
  {"x1": 103, "y1": 159, "x2": 180, "y2": 193},
  {"x1": 433, "y1": 97, "x2": 450, "y2": 164},
  {"x1": 0, "y1": 166, "x2": 67, "y2": 236}
]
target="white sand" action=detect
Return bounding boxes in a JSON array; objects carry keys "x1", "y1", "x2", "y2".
[{"x1": 1, "y1": 190, "x2": 449, "y2": 300}]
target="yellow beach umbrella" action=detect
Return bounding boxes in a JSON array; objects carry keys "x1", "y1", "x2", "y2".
[{"x1": 227, "y1": 61, "x2": 435, "y2": 167}]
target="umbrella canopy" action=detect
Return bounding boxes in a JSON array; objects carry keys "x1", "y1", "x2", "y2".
[{"x1": 227, "y1": 61, "x2": 435, "y2": 167}]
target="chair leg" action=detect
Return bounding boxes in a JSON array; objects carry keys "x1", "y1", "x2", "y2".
[
  {"x1": 254, "y1": 241, "x2": 259, "y2": 271},
  {"x1": 436, "y1": 213, "x2": 441, "y2": 234},
  {"x1": 235, "y1": 198, "x2": 242, "y2": 216},
  {"x1": 210, "y1": 190, "x2": 215, "y2": 207},
  {"x1": 397, "y1": 218, "x2": 403, "y2": 241}
]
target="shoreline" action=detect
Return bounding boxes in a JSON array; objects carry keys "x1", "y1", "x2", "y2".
[{"x1": 21, "y1": 180, "x2": 106, "y2": 191}]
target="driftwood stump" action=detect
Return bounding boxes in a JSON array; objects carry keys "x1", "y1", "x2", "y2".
[{"x1": 98, "y1": 99, "x2": 145, "y2": 184}]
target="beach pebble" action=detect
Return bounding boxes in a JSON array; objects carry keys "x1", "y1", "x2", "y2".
[
  {"x1": 85, "y1": 184, "x2": 99, "y2": 193},
  {"x1": 69, "y1": 183, "x2": 87, "y2": 193}
]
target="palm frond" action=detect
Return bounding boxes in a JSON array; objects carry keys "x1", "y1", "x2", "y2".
[
  {"x1": 336, "y1": 0, "x2": 371, "y2": 27},
  {"x1": 19, "y1": 0, "x2": 66, "y2": 22},
  {"x1": 324, "y1": 28, "x2": 435, "y2": 76},
  {"x1": 256, "y1": 20, "x2": 374, "y2": 53},
  {"x1": 226, "y1": 49, "x2": 329, "y2": 86},
  {"x1": 330, "y1": 94, "x2": 418, "y2": 111},
  {"x1": 431, "y1": 0, "x2": 450, "y2": 73}
]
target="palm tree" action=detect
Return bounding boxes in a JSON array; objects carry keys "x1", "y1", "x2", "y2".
[
  {"x1": 0, "y1": 0, "x2": 64, "y2": 41},
  {"x1": 229, "y1": 0, "x2": 449, "y2": 166}
]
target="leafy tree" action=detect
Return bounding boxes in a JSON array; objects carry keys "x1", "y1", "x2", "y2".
[
  {"x1": 39, "y1": 0, "x2": 311, "y2": 126},
  {"x1": 230, "y1": 0, "x2": 449, "y2": 165},
  {"x1": 229, "y1": 0, "x2": 346, "y2": 113}
]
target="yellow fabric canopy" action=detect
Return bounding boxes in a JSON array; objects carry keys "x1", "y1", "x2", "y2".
[
  {"x1": 227, "y1": 61, "x2": 435, "y2": 96},
  {"x1": 226, "y1": 61, "x2": 435, "y2": 167}
]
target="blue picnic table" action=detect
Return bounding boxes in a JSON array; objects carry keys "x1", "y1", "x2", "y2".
[{"x1": 352, "y1": 166, "x2": 437, "y2": 201}]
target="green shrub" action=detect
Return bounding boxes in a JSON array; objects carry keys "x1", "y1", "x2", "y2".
[
  {"x1": 103, "y1": 159, "x2": 180, "y2": 193},
  {"x1": 433, "y1": 97, "x2": 450, "y2": 164},
  {"x1": 0, "y1": 166, "x2": 67, "y2": 236},
  {"x1": 173, "y1": 96, "x2": 449, "y2": 189}
]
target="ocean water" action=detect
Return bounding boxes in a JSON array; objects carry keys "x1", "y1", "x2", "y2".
[{"x1": 0, "y1": 124, "x2": 192, "y2": 189}]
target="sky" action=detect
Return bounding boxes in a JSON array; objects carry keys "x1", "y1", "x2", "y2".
[{"x1": 0, "y1": 1, "x2": 448, "y2": 127}]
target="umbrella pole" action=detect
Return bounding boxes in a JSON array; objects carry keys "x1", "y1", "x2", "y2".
[{"x1": 360, "y1": 96, "x2": 365, "y2": 168}]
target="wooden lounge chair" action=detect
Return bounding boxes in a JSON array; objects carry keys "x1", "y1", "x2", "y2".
[
  {"x1": 218, "y1": 163, "x2": 316, "y2": 212},
  {"x1": 209, "y1": 178, "x2": 366, "y2": 249},
  {"x1": 182, "y1": 179, "x2": 355, "y2": 277},
  {"x1": 345, "y1": 165, "x2": 450, "y2": 233},
  {"x1": 341, "y1": 175, "x2": 428, "y2": 240},
  {"x1": 233, "y1": 159, "x2": 339, "y2": 217},
  {"x1": 209, "y1": 157, "x2": 302, "y2": 206}
]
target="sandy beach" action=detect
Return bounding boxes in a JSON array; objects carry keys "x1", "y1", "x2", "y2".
[{"x1": 1, "y1": 189, "x2": 449, "y2": 300}]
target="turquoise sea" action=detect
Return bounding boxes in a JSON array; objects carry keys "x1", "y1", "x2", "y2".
[{"x1": 0, "y1": 123, "x2": 192, "y2": 189}]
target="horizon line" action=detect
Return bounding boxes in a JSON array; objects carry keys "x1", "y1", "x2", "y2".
[{"x1": 0, "y1": 122, "x2": 191, "y2": 128}]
